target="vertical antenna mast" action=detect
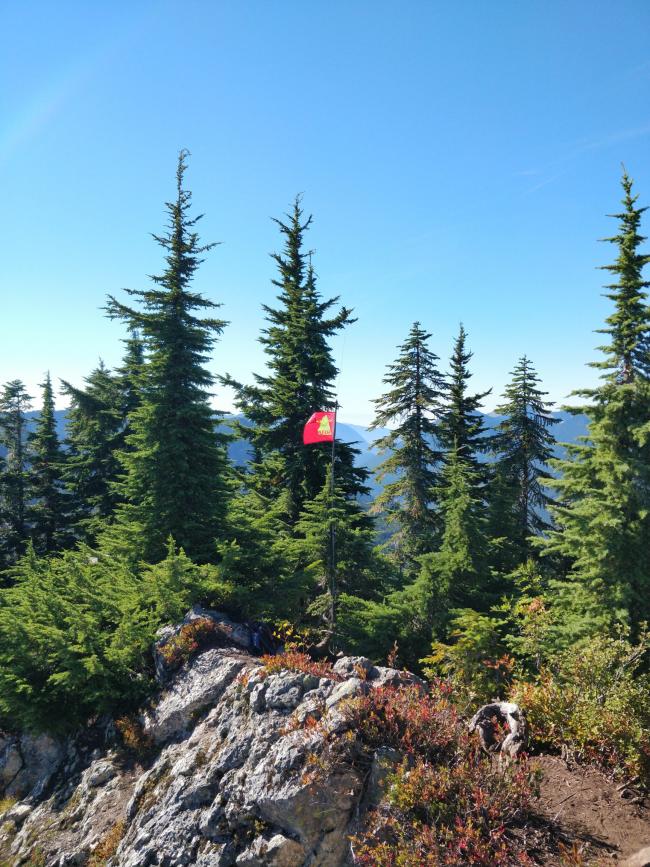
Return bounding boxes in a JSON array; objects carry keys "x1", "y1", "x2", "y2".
[{"x1": 328, "y1": 402, "x2": 338, "y2": 646}]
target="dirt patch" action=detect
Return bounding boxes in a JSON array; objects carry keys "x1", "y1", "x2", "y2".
[{"x1": 531, "y1": 755, "x2": 650, "y2": 864}]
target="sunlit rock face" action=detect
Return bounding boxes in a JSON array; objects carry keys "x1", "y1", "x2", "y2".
[{"x1": 0, "y1": 618, "x2": 417, "y2": 867}]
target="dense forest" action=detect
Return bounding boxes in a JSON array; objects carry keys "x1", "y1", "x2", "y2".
[{"x1": 0, "y1": 152, "x2": 648, "y2": 790}]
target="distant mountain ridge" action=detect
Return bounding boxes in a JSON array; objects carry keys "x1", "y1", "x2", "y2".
[
  {"x1": 1, "y1": 410, "x2": 589, "y2": 496},
  {"x1": 219, "y1": 413, "x2": 589, "y2": 495}
]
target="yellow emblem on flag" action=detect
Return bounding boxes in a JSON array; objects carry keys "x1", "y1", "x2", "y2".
[{"x1": 317, "y1": 415, "x2": 332, "y2": 436}]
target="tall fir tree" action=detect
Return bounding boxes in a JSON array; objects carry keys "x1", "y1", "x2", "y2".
[
  {"x1": 438, "y1": 324, "x2": 492, "y2": 476},
  {"x1": 224, "y1": 197, "x2": 367, "y2": 522},
  {"x1": 489, "y1": 356, "x2": 559, "y2": 568},
  {"x1": 0, "y1": 380, "x2": 32, "y2": 567},
  {"x1": 286, "y1": 467, "x2": 381, "y2": 635},
  {"x1": 409, "y1": 326, "x2": 496, "y2": 632},
  {"x1": 61, "y1": 362, "x2": 124, "y2": 542},
  {"x1": 369, "y1": 322, "x2": 445, "y2": 567},
  {"x1": 542, "y1": 170, "x2": 650, "y2": 639},
  {"x1": 594, "y1": 170, "x2": 650, "y2": 383},
  {"x1": 372, "y1": 447, "x2": 494, "y2": 672},
  {"x1": 104, "y1": 150, "x2": 230, "y2": 563},
  {"x1": 27, "y1": 373, "x2": 71, "y2": 554},
  {"x1": 115, "y1": 328, "x2": 145, "y2": 432}
]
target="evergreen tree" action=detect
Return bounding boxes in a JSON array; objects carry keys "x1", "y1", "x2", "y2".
[
  {"x1": 542, "y1": 171, "x2": 650, "y2": 639},
  {"x1": 286, "y1": 467, "x2": 381, "y2": 634},
  {"x1": 490, "y1": 356, "x2": 559, "y2": 567},
  {"x1": 370, "y1": 322, "x2": 445, "y2": 567},
  {"x1": 224, "y1": 198, "x2": 367, "y2": 522},
  {"x1": 215, "y1": 487, "x2": 308, "y2": 622},
  {"x1": 115, "y1": 328, "x2": 145, "y2": 431},
  {"x1": 594, "y1": 170, "x2": 650, "y2": 383},
  {"x1": 0, "y1": 542, "x2": 229, "y2": 732},
  {"x1": 61, "y1": 362, "x2": 124, "y2": 542},
  {"x1": 419, "y1": 446, "x2": 492, "y2": 615},
  {"x1": 0, "y1": 380, "x2": 32, "y2": 567},
  {"x1": 104, "y1": 150, "x2": 230, "y2": 563},
  {"x1": 438, "y1": 324, "x2": 492, "y2": 474},
  {"x1": 366, "y1": 448, "x2": 497, "y2": 672},
  {"x1": 62, "y1": 334, "x2": 144, "y2": 543},
  {"x1": 344, "y1": 447, "x2": 494, "y2": 672},
  {"x1": 398, "y1": 329, "x2": 497, "y2": 647},
  {"x1": 27, "y1": 373, "x2": 71, "y2": 554}
]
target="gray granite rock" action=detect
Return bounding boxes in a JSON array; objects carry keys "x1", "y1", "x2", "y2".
[
  {"x1": 0, "y1": 732, "x2": 64, "y2": 801},
  {"x1": 0, "y1": 613, "x2": 420, "y2": 867}
]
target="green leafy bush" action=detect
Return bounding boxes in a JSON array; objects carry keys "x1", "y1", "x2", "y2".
[
  {"x1": 421, "y1": 608, "x2": 512, "y2": 707},
  {"x1": 0, "y1": 547, "x2": 156, "y2": 731},
  {"x1": 336, "y1": 593, "x2": 402, "y2": 663},
  {"x1": 511, "y1": 628, "x2": 650, "y2": 782}
]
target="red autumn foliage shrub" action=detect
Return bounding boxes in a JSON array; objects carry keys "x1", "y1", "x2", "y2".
[
  {"x1": 347, "y1": 684, "x2": 460, "y2": 762},
  {"x1": 158, "y1": 617, "x2": 217, "y2": 670},
  {"x1": 261, "y1": 650, "x2": 343, "y2": 681},
  {"x1": 347, "y1": 685, "x2": 540, "y2": 866}
]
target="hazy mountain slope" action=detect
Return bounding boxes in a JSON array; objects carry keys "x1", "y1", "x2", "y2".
[{"x1": 0, "y1": 411, "x2": 589, "y2": 495}]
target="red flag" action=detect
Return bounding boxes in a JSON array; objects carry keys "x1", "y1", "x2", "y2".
[{"x1": 303, "y1": 411, "x2": 336, "y2": 444}]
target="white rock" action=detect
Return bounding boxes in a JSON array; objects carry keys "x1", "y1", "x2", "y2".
[
  {"x1": 85, "y1": 760, "x2": 116, "y2": 788},
  {"x1": 332, "y1": 656, "x2": 374, "y2": 678},
  {"x1": 143, "y1": 649, "x2": 246, "y2": 743},
  {"x1": 236, "y1": 832, "x2": 305, "y2": 866},
  {"x1": 0, "y1": 617, "x2": 425, "y2": 867},
  {"x1": 4, "y1": 802, "x2": 32, "y2": 825},
  {"x1": 325, "y1": 677, "x2": 368, "y2": 709}
]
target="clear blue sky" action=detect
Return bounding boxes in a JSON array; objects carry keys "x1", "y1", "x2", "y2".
[{"x1": 3, "y1": 1, "x2": 650, "y2": 424}]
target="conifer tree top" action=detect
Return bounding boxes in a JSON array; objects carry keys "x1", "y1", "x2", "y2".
[
  {"x1": 369, "y1": 321, "x2": 444, "y2": 564},
  {"x1": 371, "y1": 321, "x2": 444, "y2": 431},
  {"x1": 222, "y1": 196, "x2": 366, "y2": 518},
  {"x1": 105, "y1": 149, "x2": 227, "y2": 372},
  {"x1": 439, "y1": 324, "x2": 491, "y2": 462},
  {"x1": 101, "y1": 150, "x2": 230, "y2": 563},
  {"x1": 594, "y1": 169, "x2": 650, "y2": 383}
]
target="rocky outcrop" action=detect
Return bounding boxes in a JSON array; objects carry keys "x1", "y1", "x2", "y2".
[
  {"x1": 0, "y1": 733, "x2": 65, "y2": 801},
  {"x1": 0, "y1": 618, "x2": 418, "y2": 867}
]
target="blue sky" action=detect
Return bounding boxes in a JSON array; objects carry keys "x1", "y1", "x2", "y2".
[{"x1": 2, "y1": 1, "x2": 650, "y2": 424}]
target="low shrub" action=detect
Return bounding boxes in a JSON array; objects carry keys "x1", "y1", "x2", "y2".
[
  {"x1": 267, "y1": 619, "x2": 312, "y2": 650},
  {"x1": 115, "y1": 715, "x2": 154, "y2": 757},
  {"x1": 353, "y1": 761, "x2": 537, "y2": 866},
  {"x1": 87, "y1": 819, "x2": 126, "y2": 866},
  {"x1": 510, "y1": 629, "x2": 650, "y2": 782},
  {"x1": 0, "y1": 798, "x2": 16, "y2": 816},
  {"x1": 260, "y1": 650, "x2": 342, "y2": 681},
  {"x1": 158, "y1": 618, "x2": 217, "y2": 670},
  {"x1": 347, "y1": 684, "x2": 459, "y2": 762},
  {"x1": 0, "y1": 542, "x2": 237, "y2": 734},
  {"x1": 0, "y1": 548, "x2": 157, "y2": 733},
  {"x1": 348, "y1": 684, "x2": 541, "y2": 865},
  {"x1": 421, "y1": 609, "x2": 513, "y2": 708}
]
